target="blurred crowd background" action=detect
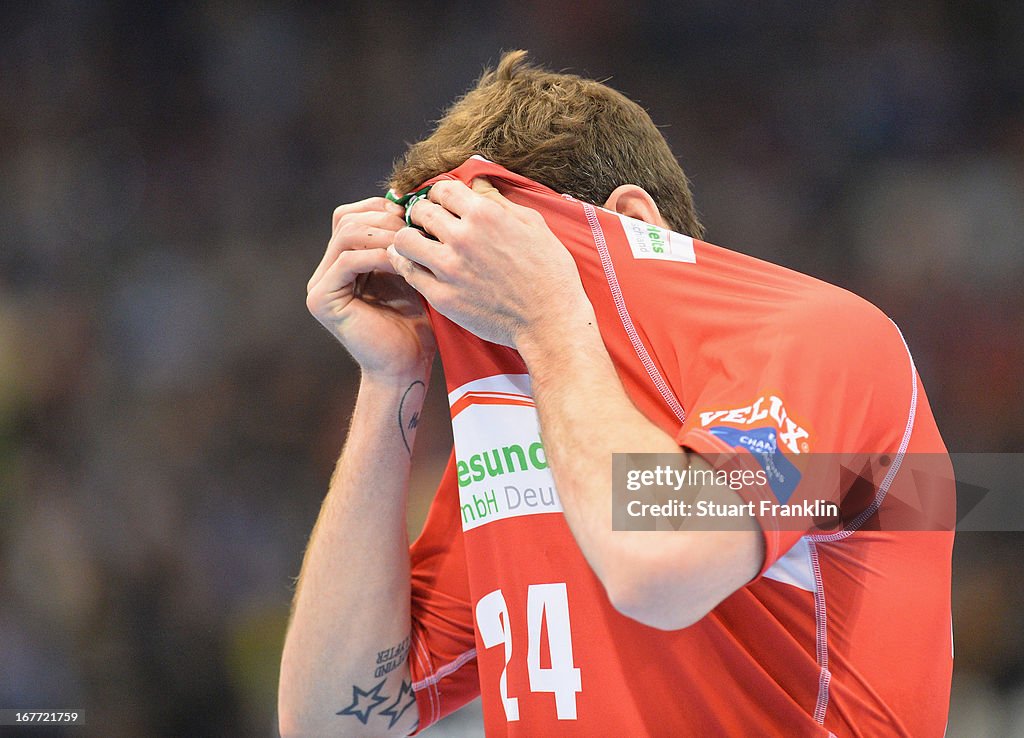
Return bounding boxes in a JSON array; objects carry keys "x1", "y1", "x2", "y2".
[{"x1": 1, "y1": 1, "x2": 1022, "y2": 735}]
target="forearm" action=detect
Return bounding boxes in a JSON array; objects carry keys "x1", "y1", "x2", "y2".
[
  {"x1": 279, "y1": 375, "x2": 427, "y2": 737},
  {"x1": 518, "y1": 312, "x2": 761, "y2": 629},
  {"x1": 517, "y1": 312, "x2": 680, "y2": 578}
]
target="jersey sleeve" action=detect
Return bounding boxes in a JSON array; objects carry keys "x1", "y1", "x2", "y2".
[
  {"x1": 408, "y1": 453, "x2": 480, "y2": 733},
  {"x1": 675, "y1": 290, "x2": 918, "y2": 577}
]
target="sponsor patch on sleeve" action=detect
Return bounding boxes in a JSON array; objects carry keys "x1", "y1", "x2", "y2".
[
  {"x1": 708, "y1": 426, "x2": 801, "y2": 503},
  {"x1": 616, "y1": 212, "x2": 696, "y2": 264}
]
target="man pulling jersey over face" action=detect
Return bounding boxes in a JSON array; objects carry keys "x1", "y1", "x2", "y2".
[
  {"x1": 282, "y1": 51, "x2": 954, "y2": 738},
  {"x1": 389, "y1": 157, "x2": 954, "y2": 737}
]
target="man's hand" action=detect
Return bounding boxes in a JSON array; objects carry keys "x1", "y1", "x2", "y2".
[
  {"x1": 387, "y1": 178, "x2": 594, "y2": 348},
  {"x1": 307, "y1": 197, "x2": 435, "y2": 381}
]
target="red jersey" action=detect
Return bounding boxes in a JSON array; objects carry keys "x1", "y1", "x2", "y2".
[{"x1": 405, "y1": 158, "x2": 954, "y2": 737}]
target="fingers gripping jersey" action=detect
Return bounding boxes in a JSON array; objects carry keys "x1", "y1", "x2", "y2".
[{"x1": 406, "y1": 158, "x2": 954, "y2": 737}]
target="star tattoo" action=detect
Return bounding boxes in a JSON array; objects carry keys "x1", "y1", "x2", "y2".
[
  {"x1": 336, "y1": 679, "x2": 388, "y2": 725},
  {"x1": 380, "y1": 679, "x2": 417, "y2": 729}
]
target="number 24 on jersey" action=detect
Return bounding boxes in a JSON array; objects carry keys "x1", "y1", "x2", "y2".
[{"x1": 475, "y1": 582, "x2": 583, "y2": 721}]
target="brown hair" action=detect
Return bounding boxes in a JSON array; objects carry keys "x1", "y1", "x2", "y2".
[{"x1": 389, "y1": 50, "x2": 703, "y2": 238}]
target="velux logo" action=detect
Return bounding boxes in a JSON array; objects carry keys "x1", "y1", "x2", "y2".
[{"x1": 699, "y1": 394, "x2": 811, "y2": 454}]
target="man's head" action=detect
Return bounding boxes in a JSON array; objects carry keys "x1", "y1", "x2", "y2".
[{"x1": 389, "y1": 50, "x2": 704, "y2": 238}]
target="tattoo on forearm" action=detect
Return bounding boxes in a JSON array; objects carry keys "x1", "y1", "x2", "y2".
[
  {"x1": 336, "y1": 679, "x2": 388, "y2": 725},
  {"x1": 380, "y1": 679, "x2": 417, "y2": 729},
  {"x1": 336, "y1": 638, "x2": 418, "y2": 729},
  {"x1": 375, "y1": 636, "x2": 410, "y2": 677},
  {"x1": 398, "y1": 380, "x2": 426, "y2": 455}
]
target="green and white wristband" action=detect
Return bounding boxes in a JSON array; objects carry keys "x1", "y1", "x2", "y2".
[{"x1": 386, "y1": 186, "x2": 433, "y2": 229}]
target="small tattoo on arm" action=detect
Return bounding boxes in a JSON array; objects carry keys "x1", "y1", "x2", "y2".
[
  {"x1": 380, "y1": 679, "x2": 417, "y2": 729},
  {"x1": 398, "y1": 380, "x2": 426, "y2": 455},
  {"x1": 337, "y1": 637, "x2": 418, "y2": 729},
  {"x1": 336, "y1": 679, "x2": 388, "y2": 725},
  {"x1": 375, "y1": 636, "x2": 411, "y2": 677}
]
